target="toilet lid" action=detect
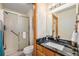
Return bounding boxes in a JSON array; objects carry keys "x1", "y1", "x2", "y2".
[{"x1": 23, "y1": 45, "x2": 33, "y2": 54}]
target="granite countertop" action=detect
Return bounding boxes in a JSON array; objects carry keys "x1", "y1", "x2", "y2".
[{"x1": 37, "y1": 37, "x2": 78, "y2": 56}]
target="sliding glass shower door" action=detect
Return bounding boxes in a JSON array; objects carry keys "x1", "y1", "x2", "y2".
[
  {"x1": 4, "y1": 11, "x2": 29, "y2": 55},
  {"x1": 4, "y1": 12, "x2": 19, "y2": 55}
]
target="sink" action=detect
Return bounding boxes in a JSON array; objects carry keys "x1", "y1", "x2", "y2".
[{"x1": 45, "y1": 42, "x2": 65, "y2": 51}]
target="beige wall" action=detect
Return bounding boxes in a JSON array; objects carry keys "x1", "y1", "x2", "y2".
[
  {"x1": 0, "y1": 4, "x2": 3, "y2": 9},
  {"x1": 37, "y1": 3, "x2": 53, "y2": 38},
  {"x1": 0, "y1": 4, "x2": 4, "y2": 23},
  {"x1": 46, "y1": 11, "x2": 52, "y2": 36},
  {"x1": 37, "y1": 3, "x2": 47, "y2": 38}
]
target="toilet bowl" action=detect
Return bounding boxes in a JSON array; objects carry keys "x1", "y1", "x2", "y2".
[{"x1": 23, "y1": 45, "x2": 33, "y2": 56}]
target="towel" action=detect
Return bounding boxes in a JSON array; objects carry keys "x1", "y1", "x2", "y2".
[{"x1": 71, "y1": 31, "x2": 77, "y2": 42}]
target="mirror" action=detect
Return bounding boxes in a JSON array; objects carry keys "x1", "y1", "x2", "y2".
[{"x1": 54, "y1": 5, "x2": 76, "y2": 41}]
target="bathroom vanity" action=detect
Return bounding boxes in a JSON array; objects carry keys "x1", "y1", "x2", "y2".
[{"x1": 35, "y1": 37, "x2": 77, "y2": 56}]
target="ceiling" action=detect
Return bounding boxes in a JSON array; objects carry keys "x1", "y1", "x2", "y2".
[{"x1": 2, "y1": 3, "x2": 33, "y2": 15}]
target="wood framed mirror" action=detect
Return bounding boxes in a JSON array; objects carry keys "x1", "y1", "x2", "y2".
[{"x1": 52, "y1": 14, "x2": 58, "y2": 39}]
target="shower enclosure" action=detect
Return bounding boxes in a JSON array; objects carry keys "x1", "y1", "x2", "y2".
[{"x1": 3, "y1": 11, "x2": 30, "y2": 55}]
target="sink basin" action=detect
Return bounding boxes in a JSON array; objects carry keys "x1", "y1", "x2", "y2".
[{"x1": 45, "y1": 42, "x2": 65, "y2": 51}]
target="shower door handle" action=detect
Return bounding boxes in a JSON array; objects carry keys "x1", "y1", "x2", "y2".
[{"x1": 11, "y1": 30, "x2": 18, "y2": 37}]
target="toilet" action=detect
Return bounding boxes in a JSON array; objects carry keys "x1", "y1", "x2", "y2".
[{"x1": 23, "y1": 45, "x2": 33, "y2": 56}]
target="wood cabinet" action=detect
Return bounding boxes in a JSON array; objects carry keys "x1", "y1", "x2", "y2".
[
  {"x1": 36, "y1": 44, "x2": 61, "y2": 56},
  {"x1": 36, "y1": 44, "x2": 44, "y2": 56},
  {"x1": 44, "y1": 47, "x2": 55, "y2": 56},
  {"x1": 55, "y1": 53, "x2": 61, "y2": 56},
  {"x1": 36, "y1": 50, "x2": 45, "y2": 56},
  {"x1": 37, "y1": 44, "x2": 43, "y2": 52}
]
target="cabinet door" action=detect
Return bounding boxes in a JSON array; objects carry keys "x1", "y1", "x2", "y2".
[
  {"x1": 37, "y1": 44, "x2": 43, "y2": 52},
  {"x1": 44, "y1": 47, "x2": 55, "y2": 56},
  {"x1": 36, "y1": 50, "x2": 45, "y2": 56},
  {"x1": 55, "y1": 53, "x2": 61, "y2": 56}
]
